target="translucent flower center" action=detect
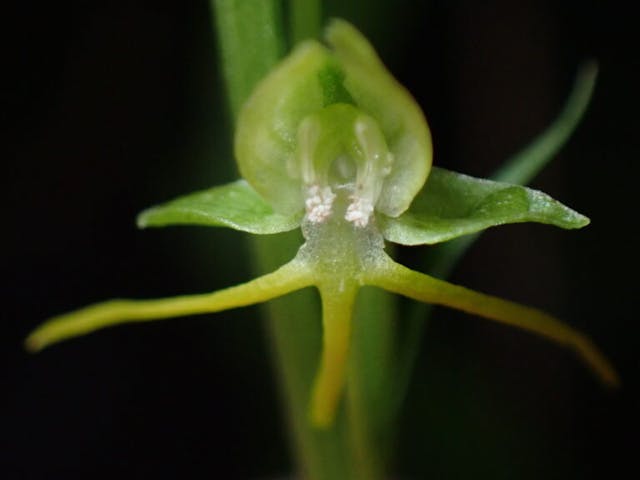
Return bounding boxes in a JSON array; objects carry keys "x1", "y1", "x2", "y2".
[{"x1": 296, "y1": 103, "x2": 393, "y2": 227}]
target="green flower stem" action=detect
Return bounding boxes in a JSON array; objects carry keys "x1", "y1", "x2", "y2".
[
  {"x1": 25, "y1": 259, "x2": 312, "y2": 352},
  {"x1": 368, "y1": 255, "x2": 620, "y2": 388},
  {"x1": 212, "y1": 2, "x2": 369, "y2": 479},
  {"x1": 289, "y1": 0, "x2": 321, "y2": 44},
  {"x1": 252, "y1": 233, "x2": 354, "y2": 480},
  {"x1": 345, "y1": 288, "x2": 395, "y2": 480},
  {"x1": 212, "y1": 0, "x2": 284, "y2": 120}
]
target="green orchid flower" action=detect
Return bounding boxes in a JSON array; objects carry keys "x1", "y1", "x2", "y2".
[{"x1": 26, "y1": 19, "x2": 618, "y2": 429}]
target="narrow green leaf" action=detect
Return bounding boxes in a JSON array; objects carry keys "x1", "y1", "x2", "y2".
[
  {"x1": 380, "y1": 167, "x2": 589, "y2": 246},
  {"x1": 424, "y1": 61, "x2": 598, "y2": 277},
  {"x1": 392, "y1": 62, "x2": 599, "y2": 415},
  {"x1": 492, "y1": 61, "x2": 598, "y2": 184},
  {"x1": 137, "y1": 180, "x2": 300, "y2": 234}
]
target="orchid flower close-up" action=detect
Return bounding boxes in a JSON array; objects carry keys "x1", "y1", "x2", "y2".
[{"x1": 26, "y1": 19, "x2": 618, "y2": 433}]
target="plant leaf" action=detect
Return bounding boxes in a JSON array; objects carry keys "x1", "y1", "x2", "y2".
[
  {"x1": 392, "y1": 62, "x2": 599, "y2": 415},
  {"x1": 420, "y1": 61, "x2": 598, "y2": 277},
  {"x1": 379, "y1": 167, "x2": 589, "y2": 246},
  {"x1": 491, "y1": 61, "x2": 598, "y2": 184},
  {"x1": 137, "y1": 179, "x2": 301, "y2": 234}
]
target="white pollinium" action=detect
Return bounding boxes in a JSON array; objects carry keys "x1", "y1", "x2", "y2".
[
  {"x1": 297, "y1": 105, "x2": 395, "y2": 228},
  {"x1": 305, "y1": 185, "x2": 337, "y2": 223},
  {"x1": 345, "y1": 195, "x2": 374, "y2": 227}
]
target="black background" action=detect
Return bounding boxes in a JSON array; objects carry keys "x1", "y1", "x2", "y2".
[{"x1": 3, "y1": 1, "x2": 637, "y2": 479}]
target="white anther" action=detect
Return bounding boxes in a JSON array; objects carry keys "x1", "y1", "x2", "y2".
[
  {"x1": 305, "y1": 185, "x2": 336, "y2": 223},
  {"x1": 345, "y1": 195, "x2": 374, "y2": 228}
]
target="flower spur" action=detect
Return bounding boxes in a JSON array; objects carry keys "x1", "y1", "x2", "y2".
[{"x1": 26, "y1": 19, "x2": 618, "y2": 428}]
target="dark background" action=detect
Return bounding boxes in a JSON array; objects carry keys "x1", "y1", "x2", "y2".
[{"x1": 3, "y1": 1, "x2": 637, "y2": 478}]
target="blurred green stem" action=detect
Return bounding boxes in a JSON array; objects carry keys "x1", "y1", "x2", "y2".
[
  {"x1": 212, "y1": 1, "x2": 390, "y2": 478},
  {"x1": 289, "y1": 0, "x2": 321, "y2": 44}
]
